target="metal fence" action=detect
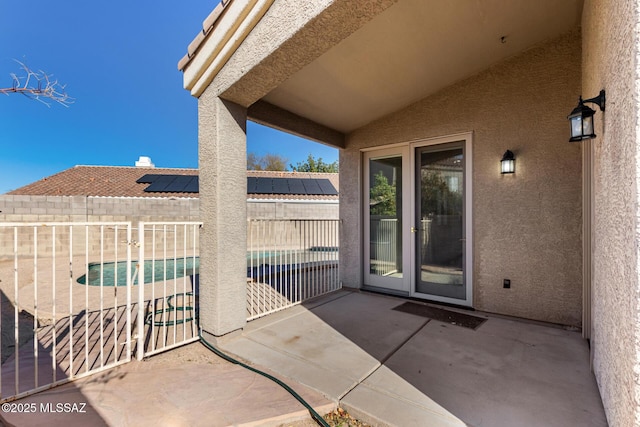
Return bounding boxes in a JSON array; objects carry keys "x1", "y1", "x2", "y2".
[
  {"x1": 137, "y1": 222, "x2": 201, "y2": 358},
  {"x1": 369, "y1": 218, "x2": 400, "y2": 276},
  {"x1": 246, "y1": 219, "x2": 340, "y2": 320},
  {"x1": 0, "y1": 222, "x2": 133, "y2": 402},
  {"x1": 0, "y1": 219, "x2": 339, "y2": 401}
]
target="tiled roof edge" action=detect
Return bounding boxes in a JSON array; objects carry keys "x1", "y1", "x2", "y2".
[
  {"x1": 73, "y1": 165, "x2": 198, "y2": 171},
  {"x1": 87, "y1": 195, "x2": 199, "y2": 200},
  {"x1": 178, "y1": 0, "x2": 232, "y2": 71}
]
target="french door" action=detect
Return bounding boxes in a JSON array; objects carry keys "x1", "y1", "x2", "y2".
[
  {"x1": 363, "y1": 134, "x2": 473, "y2": 305},
  {"x1": 363, "y1": 147, "x2": 411, "y2": 293}
]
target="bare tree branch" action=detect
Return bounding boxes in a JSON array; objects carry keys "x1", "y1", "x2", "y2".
[{"x1": 0, "y1": 60, "x2": 74, "y2": 107}]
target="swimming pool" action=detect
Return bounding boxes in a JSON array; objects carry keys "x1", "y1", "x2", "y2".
[
  {"x1": 77, "y1": 257, "x2": 199, "y2": 287},
  {"x1": 77, "y1": 247, "x2": 338, "y2": 287}
]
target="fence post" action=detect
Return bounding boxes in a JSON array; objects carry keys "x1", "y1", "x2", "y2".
[{"x1": 137, "y1": 222, "x2": 145, "y2": 360}]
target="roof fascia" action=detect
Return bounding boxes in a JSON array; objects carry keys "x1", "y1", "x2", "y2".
[{"x1": 183, "y1": 0, "x2": 274, "y2": 98}]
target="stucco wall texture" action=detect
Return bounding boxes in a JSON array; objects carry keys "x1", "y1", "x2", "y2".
[
  {"x1": 342, "y1": 30, "x2": 583, "y2": 326},
  {"x1": 582, "y1": 0, "x2": 640, "y2": 425},
  {"x1": 198, "y1": 90, "x2": 248, "y2": 337},
  {"x1": 213, "y1": 0, "x2": 397, "y2": 108}
]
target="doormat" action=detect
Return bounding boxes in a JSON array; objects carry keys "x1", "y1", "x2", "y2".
[{"x1": 392, "y1": 302, "x2": 487, "y2": 330}]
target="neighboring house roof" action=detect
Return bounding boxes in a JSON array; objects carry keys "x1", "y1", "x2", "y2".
[{"x1": 7, "y1": 166, "x2": 339, "y2": 201}]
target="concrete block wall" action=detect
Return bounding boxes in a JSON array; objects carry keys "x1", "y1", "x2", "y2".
[
  {"x1": 0, "y1": 195, "x2": 337, "y2": 261},
  {"x1": 0, "y1": 195, "x2": 200, "y2": 261},
  {"x1": 0, "y1": 195, "x2": 200, "y2": 223},
  {"x1": 1, "y1": 196, "x2": 337, "y2": 223},
  {"x1": 246, "y1": 200, "x2": 338, "y2": 220}
]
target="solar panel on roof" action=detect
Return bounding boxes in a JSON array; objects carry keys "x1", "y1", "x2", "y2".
[
  {"x1": 140, "y1": 174, "x2": 336, "y2": 196},
  {"x1": 301, "y1": 179, "x2": 322, "y2": 195},
  {"x1": 172, "y1": 176, "x2": 195, "y2": 192},
  {"x1": 272, "y1": 178, "x2": 290, "y2": 194},
  {"x1": 137, "y1": 174, "x2": 161, "y2": 184},
  {"x1": 287, "y1": 179, "x2": 305, "y2": 194},
  {"x1": 317, "y1": 179, "x2": 338, "y2": 195},
  {"x1": 255, "y1": 178, "x2": 273, "y2": 194},
  {"x1": 247, "y1": 177, "x2": 257, "y2": 193},
  {"x1": 184, "y1": 177, "x2": 199, "y2": 193},
  {"x1": 142, "y1": 174, "x2": 199, "y2": 193},
  {"x1": 145, "y1": 175, "x2": 176, "y2": 192}
]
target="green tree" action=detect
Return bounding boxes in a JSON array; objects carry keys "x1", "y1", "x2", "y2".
[
  {"x1": 420, "y1": 171, "x2": 462, "y2": 217},
  {"x1": 290, "y1": 154, "x2": 338, "y2": 173},
  {"x1": 369, "y1": 172, "x2": 396, "y2": 216},
  {"x1": 247, "y1": 153, "x2": 288, "y2": 171}
]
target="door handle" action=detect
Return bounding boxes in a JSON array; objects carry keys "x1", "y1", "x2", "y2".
[{"x1": 411, "y1": 226, "x2": 419, "y2": 233}]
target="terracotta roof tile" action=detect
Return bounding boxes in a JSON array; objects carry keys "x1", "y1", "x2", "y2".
[
  {"x1": 7, "y1": 166, "x2": 339, "y2": 201},
  {"x1": 178, "y1": 1, "x2": 231, "y2": 71},
  {"x1": 8, "y1": 166, "x2": 198, "y2": 198}
]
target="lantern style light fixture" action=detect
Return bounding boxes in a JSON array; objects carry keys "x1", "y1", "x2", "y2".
[
  {"x1": 568, "y1": 90, "x2": 605, "y2": 142},
  {"x1": 501, "y1": 150, "x2": 515, "y2": 174}
]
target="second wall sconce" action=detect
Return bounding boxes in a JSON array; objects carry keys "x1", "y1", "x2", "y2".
[{"x1": 501, "y1": 150, "x2": 515, "y2": 174}]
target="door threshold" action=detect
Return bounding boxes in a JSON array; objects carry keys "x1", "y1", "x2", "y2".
[
  {"x1": 361, "y1": 287, "x2": 475, "y2": 312},
  {"x1": 361, "y1": 285, "x2": 410, "y2": 298}
]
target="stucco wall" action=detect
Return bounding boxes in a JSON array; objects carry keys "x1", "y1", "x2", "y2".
[
  {"x1": 198, "y1": 93, "x2": 248, "y2": 338},
  {"x1": 582, "y1": 0, "x2": 640, "y2": 425},
  {"x1": 341, "y1": 30, "x2": 583, "y2": 325}
]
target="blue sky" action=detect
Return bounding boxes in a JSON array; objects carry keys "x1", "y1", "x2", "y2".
[{"x1": 0, "y1": 0, "x2": 338, "y2": 194}]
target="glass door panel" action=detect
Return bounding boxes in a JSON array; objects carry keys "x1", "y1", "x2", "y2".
[
  {"x1": 369, "y1": 156, "x2": 403, "y2": 278},
  {"x1": 364, "y1": 148, "x2": 409, "y2": 293},
  {"x1": 415, "y1": 143, "x2": 465, "y2": 300}
]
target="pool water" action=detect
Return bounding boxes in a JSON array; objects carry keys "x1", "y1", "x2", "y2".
[
  {"x1": 77, "y1": 248, "x2": 338, "y2": 287},
  {"x1": 77, "y1": 257, "x2": 199, "y2": 287}
]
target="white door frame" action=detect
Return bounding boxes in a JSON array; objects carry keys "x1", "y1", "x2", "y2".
[
  {"x1": 409, "y1": 132, "x2": 473, "y2": 306},
  {"x1": 361, "y1": 132, "x2": 473, "y2": 305}
]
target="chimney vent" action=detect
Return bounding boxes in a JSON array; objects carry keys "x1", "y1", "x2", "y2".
[{"x1": 135, "y1": 156, "x2": 155, "y2": 168}]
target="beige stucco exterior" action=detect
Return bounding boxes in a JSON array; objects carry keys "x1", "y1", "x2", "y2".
[
  {"x1": 581, "y1": 0, "x2": 640, "y2": 425},
  {"x1": 197, "y1": 91, "x2": 248, "y2": 338},
  {"x1": 342, "y1": 30, "x2": 583, "y2": 325},
  {"x1": 184, "y1": 0, "x2": 640, "y2": 424}
]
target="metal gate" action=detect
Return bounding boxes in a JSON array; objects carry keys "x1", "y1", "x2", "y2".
[
  {"x1": 0, "y1": 222, "x2": 133, "y2": 402},
  {"x1": 0, "y1": 221, "x2": 201, "y2": 402},
  {"x1": 136, "y1": 222, "x2": 201, "y2": 358}
]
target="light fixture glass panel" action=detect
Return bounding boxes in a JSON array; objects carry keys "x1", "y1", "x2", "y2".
[
  {"x1": 582, "y1": 115, "x2": 594, "y2": 136},
  {"x1": 571, "y1": 116, "x2": 583, "y2": 138},
  {"x1": 501, "y1": 159, "x2": 514, "y2": 174}
]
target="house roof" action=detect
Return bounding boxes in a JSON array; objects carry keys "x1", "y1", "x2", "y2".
[
  {"x1": 177, "y1": 0, "x2": 232, "y2": 72},
  {"x1": 7, "y1": 166, "x2": 339, "y2": 201}
]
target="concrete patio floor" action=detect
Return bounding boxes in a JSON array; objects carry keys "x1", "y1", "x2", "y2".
[
  {"x1": 219, "y1": 290, "x2": 607, "y2": 427},
  {"x1": 2, "y1": 289, "x2": 607, "y2": 426}
]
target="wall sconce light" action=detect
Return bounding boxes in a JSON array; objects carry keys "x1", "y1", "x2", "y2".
[
  {"x1": 501, "y1": 150, "x2": 515, "y2": 174},
  {"x1": 568, "y1": 90, "x2": 605, "y2": 142}
]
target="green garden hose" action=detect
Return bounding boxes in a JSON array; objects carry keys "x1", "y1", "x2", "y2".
[
  {"x1": 199, "y1": 333, "x2": 330, "y2": 427},
  {"x1": 144, "y1": 292, "x2": 195, "y2": 326}
]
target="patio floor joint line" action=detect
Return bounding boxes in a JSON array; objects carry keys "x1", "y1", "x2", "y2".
[{"x1": 337, "y1": 318, "x2": 430, "y2": 402}]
